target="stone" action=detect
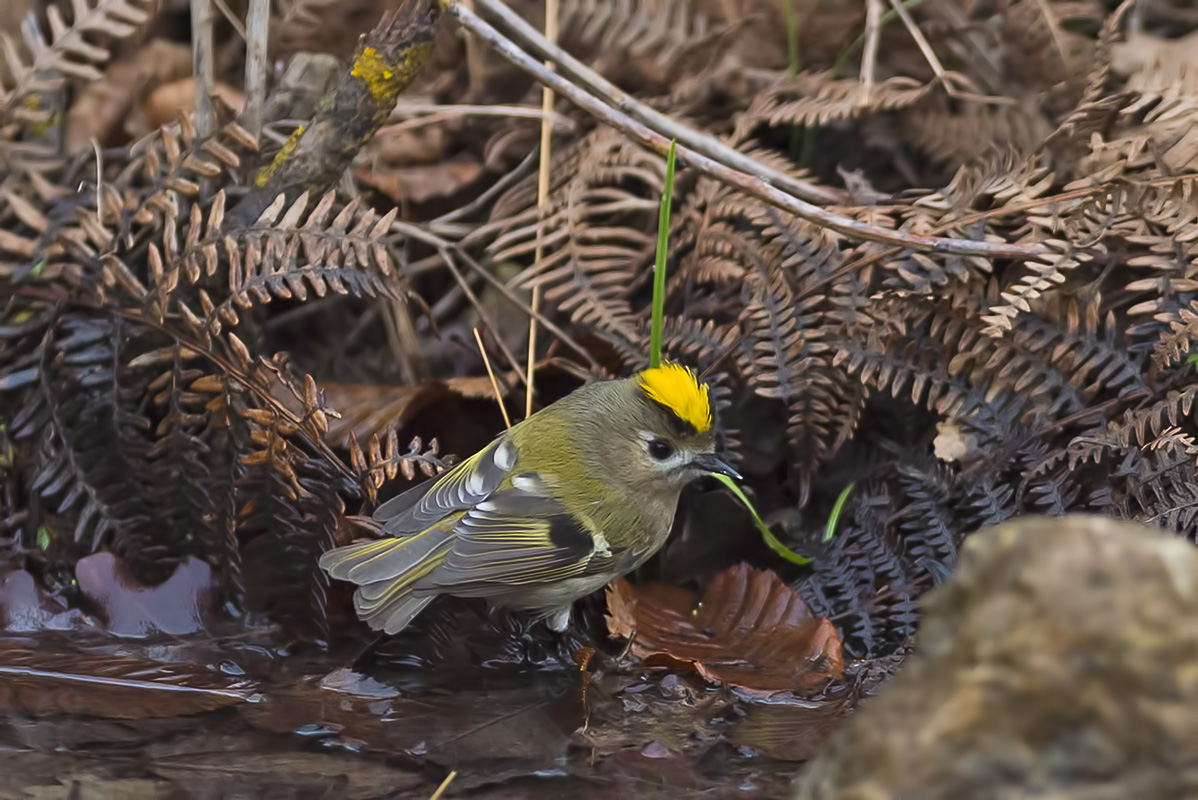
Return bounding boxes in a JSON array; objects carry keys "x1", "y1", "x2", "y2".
[{"x1": 794, "y1": 515, "x2": 1198, "y2": 800}]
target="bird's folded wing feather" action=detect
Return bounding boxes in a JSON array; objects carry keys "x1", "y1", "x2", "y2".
[
  {"x1": 427, "y1": 482, "x2": 616, "y2": 596},
  {"x1": 373, "y1": 438, "x2": 518, "y2": 536}
]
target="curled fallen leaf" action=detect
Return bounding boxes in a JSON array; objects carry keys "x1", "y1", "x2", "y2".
[
  {"x1": 606, "y1": 563, "x2": 844, "y2": 700},
  {"x1": 0, "y1": 642, "x2": 256, "y2": 719},
  {"x1": 319, "y1": 377, "x2": 507, "y2": 449}
]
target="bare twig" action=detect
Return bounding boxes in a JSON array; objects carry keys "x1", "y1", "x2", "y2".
[
  {"x1": 228, "y1": 1, "x2": 440, "y2": 227},
  {"x1": 442, "y1": 0, "x2": 1048, "y2": 261},
  {"x1": 242, "y1": 0, "x2": 271, "y2": 137},
  {"x1": 388, "y1": 219, "x2": 596, "y2": 366},
  {"x1": 190, "y1": 0, "x2": 216, "y2": 137},
  {"x1": 469, "y1": 0, "x2": 845, "y2": 207},
  {"x1": 431, "y1": 146, "x2": 539, "y2": 229},
  {"x1": 439, "y1": 247, "x2": 529, "y2": 387},
  {"x1": 860, "y1": 0, "x2": 882, "y2": 103},
  {"x1": 888, "y1": 0, "x2": 1014, "y2": 106},
  {"x1": 528, "y1": 0, "x2": 559, "y2": 420},
  {"x1": 474, "y1": 328, "x2": 513, "y2": 428},
  {"x1": 211, "y1": 0, "x2": 247, "y2": 40},
  {"x1": 390, "y1": 101, "x2": 573, "y2": 128},
  {"x1": 429, "y1": 771, "x2": 458, "y2": 800}
]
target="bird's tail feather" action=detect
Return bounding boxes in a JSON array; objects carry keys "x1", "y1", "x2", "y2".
[
  {"x1": 319, "y1": 529, "x2": 449, "y2": 585},
  {"x1": 319, "y1": 531, "x2": 452, "y2": 634},
  {"x1": 355, "y1": 588, "x2": 435, "y2": 635}
]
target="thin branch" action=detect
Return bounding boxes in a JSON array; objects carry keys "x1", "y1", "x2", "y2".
[
  {"x1": 190, "y1": 0, "x2": 216, "y2": 138},
  {"x1": 430, "y1": 146, "x2": 539, "y2": 229},
  {"x1": 388, "y1": 219, "x2": 596, "y2": 366},
  {"x1": 443, "y1": 0, "x2": 1048, "y2": 261},
  {"x1": 212, "y1": 0, "x2": 248, "y2": 39},
  {"x1": 888, "y1": 0, "x2": 1014, "y2": 106},
  {"x1": 474, "y1": 327, "x2": 513, "y2": 428},
  {"x1": 242, "y1": 0, "x2": 270, "y2": 137},
  {"x1": 390, "y1": 101, "x2": 574, "y2": 128},
  {"x1": 438, "y1": 247, "x2": 529, "y2": 388},
  {"x1": 469, "y1": 0, "x2": 845, "y2": 207},
  {"x1": 860, "y1": 0, "x2": 882, "y2": 103},
  {"x1": 529, "y1": 0, "x2": 559, "y2": 420}
]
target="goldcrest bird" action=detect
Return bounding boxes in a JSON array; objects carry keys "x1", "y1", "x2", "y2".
[{"x1": 319, "y1": 363, "x2": 739, "y2": 635}]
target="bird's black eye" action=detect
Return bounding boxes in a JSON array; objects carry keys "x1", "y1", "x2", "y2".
[{"x1": 648, "y1": 439, "x2": 673, "y2": 460}]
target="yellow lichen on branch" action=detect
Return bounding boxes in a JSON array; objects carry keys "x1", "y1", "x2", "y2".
[
  {"x1": 255, "y1": 124, "x2": 306, "y2": 188},
  {"x1": 352, "y1": 41, "x2": 434, "y2": 112},
  {"x1": 227, "y1": 0, "x2": 440, "y2": 225}
]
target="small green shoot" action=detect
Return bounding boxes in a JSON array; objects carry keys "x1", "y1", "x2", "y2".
[
  {"x1": 36, "y1": 526, "x2": 51, "y2": 551},
  {"x1": 825, "y1": 483, "x2": 853, "y2": 542},
  {"x1": 710, "y1": 473, "x2": 812, "y2": 565},
  {"x1": 649, "y1": 140, "x2": 677, "y2": 370},
  {"x1": 782, "y1": 0, "x2": 804, "y2": 160},
  {"x1": 1187, "y1": 352, "x2": 1198, "y2": 371},
  {"x1": 783, "y1": 0, "x2": 799, "y2": 81},
  {"x1": 647, "y1": 140, "x2": 811, "y2": 566}
]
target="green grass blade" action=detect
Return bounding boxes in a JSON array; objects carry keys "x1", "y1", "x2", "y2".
[
  {"x1": 649, "y1": 140, "x2": 677, "y2": 369},
  {"x1": 710, "y1": 472, "x2": 812, "y2": 566},
  {"x1": 825, "y1": 483, "x2": 854, "y2": 542}
]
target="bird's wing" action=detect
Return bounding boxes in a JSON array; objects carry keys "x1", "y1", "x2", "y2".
[
  {"x1": 425, "y1": 475, "x2": 617, "y2": 596},
  {"x1": 373, "y1": 437, "x2": 518, "y2": 536}
]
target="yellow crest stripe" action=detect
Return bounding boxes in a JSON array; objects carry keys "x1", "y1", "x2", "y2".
[{"x1": 636, "y1": 362, "x2": 712, "y2": 433}]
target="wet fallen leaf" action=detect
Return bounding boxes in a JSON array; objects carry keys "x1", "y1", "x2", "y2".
[
  {"x1": 75, "y1": 552, "x2": 217, "y2": 638},
  {"x1": 240, "y1": 668, "x2": 584, "y2": 786},
  {"x1": 728, "y1": 696, "x2": 856, "y2": 761},
  {"x1": 146, "y1": 750, "x2": 425, "y2": 799},
  {"x1": 606, "y1": 563, "x2": 844, "y2": 699},
  {"x1": 0, "y1": 571, "x2": 87, "y2": 632},
  {"x1": 0, "y1": 642, "x2": 257, "y2": 719}
]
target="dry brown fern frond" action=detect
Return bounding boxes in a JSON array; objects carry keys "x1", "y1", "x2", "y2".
[
  {"x1": 667, "y1": 156, "x2": 871, "y2": 500},
  {"x1": 737, "y1": 72, "x2": 935, "y2": 136},
  {"x1": 559, "y1": 0, "x2": 721, "y2": 92},
  {"x1": 0, "y1": 0, "x2": 154, "y2": 127},
  {"x1": 124, "y1": 115, "x2": 260, "y2": 219},
  {"x1": 1089, "y1": 27, "x2": 1198, "y2": 176},
  {"x1": 979, "y1": 240, "x2": 1092, "y2": 337},
  {"x1": 146, "y1": 190, "x2": 409, "y2": 333},
  {"x1": 1093, "y1": 179, "x2": 1198, "y2": 362},
  {"x1": 901, "y1": 99, "x2": 1056, "y2": 170},
  {"x1": 349, "y1": 430, "x2": 448, "y2": 506},
  {"x1": 485, "y1": 129, "x2": 664, "y2": 343},
  {"x1": 1068, "y1": 385, "x2": 1198, "y2": 467}
]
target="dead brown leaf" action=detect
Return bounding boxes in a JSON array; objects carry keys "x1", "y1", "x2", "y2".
[
  {"x1": 321, "y1": 376, "x2": 508, "y2": 448},
  {"x1": 354, "y1": 157, "x2": 485, "y2": 205},
  {"x1": 66, "y1": 39, "x2": 193, "y2": 151},
  {"x1": 140, "y1": 78, "x2": 246, "y2": 131},
  {"x1": 369, "y1": 121, "x2": 447, "y2": 166},
  {"x1": 606, "y1": 563, "x2": 844, "y2": 699}
]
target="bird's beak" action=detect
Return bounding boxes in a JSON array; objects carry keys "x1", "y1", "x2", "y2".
[{"x1": 691, "y1": 453, "x2": 743, "y2": 481}]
